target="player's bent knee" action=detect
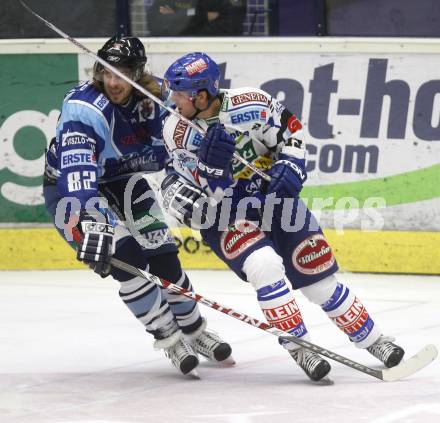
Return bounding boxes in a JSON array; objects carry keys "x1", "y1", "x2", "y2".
[
  {"x1": 242, "y1": 246, "x2": 285, "y2": 290},
  {"x1": 300, "y1": 274, "x2": 338, "y2": 305},
  {"x1": 110, "y1": 236, "x2": 149, "y2": 281},
  {"x1": 148, "y1": 252, "x2": 182, "y2": 283}
]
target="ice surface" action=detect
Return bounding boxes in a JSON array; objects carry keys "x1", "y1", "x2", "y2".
[{"x1": 0, "y1": 269, "x2": 439, "y2": 423}]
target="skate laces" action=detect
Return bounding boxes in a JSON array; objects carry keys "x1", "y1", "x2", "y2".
[
  {"x1": 193, "y1": 330, "x2": 223, "y2": 358},
  {"x1": 165, "y1": 339, "x2": 196, "y2": 365},
  {"x1": 292, "y1": 349, "x2": 323, "y2": 372},
  {"x1": 367, "y1": 337, "x2": 398, "y2": 362}
]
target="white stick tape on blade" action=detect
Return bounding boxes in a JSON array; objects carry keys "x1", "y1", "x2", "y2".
[{"x1": 19, "y1": 0, "x2": 270, "y2": 182}]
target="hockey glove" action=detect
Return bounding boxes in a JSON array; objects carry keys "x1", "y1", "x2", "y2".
[
  {"x1": 161, "y1": 173, "x2": 210, "y2": 229},
  {"x1": 197, "y1": 123, "x2": 235, "y2": 179},
  {"x1": 267, "y1": 154, "x2": 307, "y2": 198},
  {"x1": 76, "y1": 210, "x2": 115, "y2": 278}
]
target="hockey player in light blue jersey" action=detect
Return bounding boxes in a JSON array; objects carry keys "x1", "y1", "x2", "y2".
[
  {"x1": 43, "y1": 37, "x2": 233, "y2": 376},
  {"x1": 159, "y1": 52, "x2": 405, "y2": 382}
]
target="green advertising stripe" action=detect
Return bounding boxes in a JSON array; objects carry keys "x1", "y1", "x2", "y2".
[
  {"x1": 0, "y1": 169, "x2": 49, "y2": 222},
  {"x1": 302, "y1": 163, "x2": 440, "y2": 209},
  {"x1": 0, "y1": 53, "x2": 78, "y2": 223}
]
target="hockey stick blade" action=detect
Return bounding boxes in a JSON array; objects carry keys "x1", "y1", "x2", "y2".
[
  {"x1": 19, "y1": 0, "x2": 271, "y2": 182},
  {"x1": 110, "y1": 258, "x2": 438, "y2": 381},
  {"x1": 380, "y1": 344, "x2": 438, "y2": 382},
  {"x1": 281, "y1": 336, "x2": 438, "y2": 381}
]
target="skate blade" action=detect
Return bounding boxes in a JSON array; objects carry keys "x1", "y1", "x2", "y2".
[
  {"x1": 314, "y1": 376, "x2": 334, "y2": 386},
  {"x1": 219, "y1": 355, "x2": 236, "y2": 366},
  {"x1": 186, "y1": 369, "x2": 200, "y2": 379}
]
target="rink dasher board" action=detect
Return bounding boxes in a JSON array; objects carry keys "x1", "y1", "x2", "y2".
[
  {"x1": 0, "y1": 227, "x2": 439, "y2": 274},
  {"x1": 1, "y1": 38, "x2": 440, "y2": 274}
]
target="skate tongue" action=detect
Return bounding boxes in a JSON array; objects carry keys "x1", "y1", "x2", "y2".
[{"x1": 153, "y1": 330, "x2": 182, "y2": 350}]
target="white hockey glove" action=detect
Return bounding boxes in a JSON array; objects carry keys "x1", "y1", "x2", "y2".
[
  {"x1": 160, "y1": 174, "x2": 210, "y2": 229},
  {"x1": 76, "y1": 210, "x2": 115, "y2": 278}
]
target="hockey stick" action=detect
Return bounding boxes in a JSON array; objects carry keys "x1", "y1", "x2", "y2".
[
  {"x1": 19, "y1": 0, "x2": 271, "y2": 183},
  {"x1": 22, "y1": 0, "x2": 438, "y2": 382},
  {"x1": 110, "y1": 257, "x2": 438, "y2": 382}
]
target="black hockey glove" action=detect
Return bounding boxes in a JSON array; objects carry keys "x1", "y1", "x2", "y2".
[
  {"x1": 161, "y1": 173, "x2": 210, "y2": 229},
  {"x1": 76, "y1": 210, "x2": 115, "y2": 278}
]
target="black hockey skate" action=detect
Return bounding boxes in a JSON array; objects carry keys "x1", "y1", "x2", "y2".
[
  {"x1": 155, "y1": 330, "x2": 199, "y2": 376},
  {"x1": 165, "y1": 338, "x2": 199, "y2": 375},
  {"x1": 289, "y1": 348, "x2": 331, "y2": 381},
  {"x1": 187, "y1": 318, "x2": 234, "y2": 364},
  {"x1": 366, "y1": 336, "x2": 405, "y2": 368}
]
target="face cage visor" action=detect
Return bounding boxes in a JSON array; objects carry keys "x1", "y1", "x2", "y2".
[{"x1": 161, "y1": 79, "x2": 199, "y2": 104}]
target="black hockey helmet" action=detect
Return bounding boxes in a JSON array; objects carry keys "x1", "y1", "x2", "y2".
[{"x1": 94, "y1": 35, "x2": 147, "y2": 81}]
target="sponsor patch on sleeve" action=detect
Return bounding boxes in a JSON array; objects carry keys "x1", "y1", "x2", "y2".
[
  {"x1": 173, "y1": 120, "x2": 189, "y2": 148},
  {"x1": 93, "y1": 94, "x2": 109, "y2": 111},
  {"x1": 62, "y1": 131, "x2": 95, "y2": 147},
  {"x1": 60, "y1": 149, "x2": 97, "y2": 169}
]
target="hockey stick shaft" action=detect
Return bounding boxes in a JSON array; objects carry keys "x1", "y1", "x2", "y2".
[
  {"x1": 111, "y1": 257, "x2": 439, "y2": 381},
  {"x1": 109, "y1": 257, "x2": 387, "y2": 380},
  {"x1": 20, "y1": 0, "x2": 271, "y2": 182}
]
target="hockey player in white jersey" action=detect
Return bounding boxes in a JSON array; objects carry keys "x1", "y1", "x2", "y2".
[{"x1": 159, "y1": 52, "x2": 405, "y2": 382}]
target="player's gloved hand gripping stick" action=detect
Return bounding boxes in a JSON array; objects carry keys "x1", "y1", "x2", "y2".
[
  {"x1": 76, "y1": 210, "x2": 115, "y2": 278},
  {"x1": 197, "y1": 123, "x2": 236, "y2": 179},
  {"x1": 160, "y1": 173, "x2": 212, "y2": 229}
]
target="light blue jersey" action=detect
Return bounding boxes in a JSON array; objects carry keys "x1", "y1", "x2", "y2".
[{"x1": 45, "y1": 81, "x2": 168, "y2": 208}]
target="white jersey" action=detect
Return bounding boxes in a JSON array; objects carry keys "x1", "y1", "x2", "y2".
[{"x1": 162, "y1": 87, "x2": 306, "y2": 203}]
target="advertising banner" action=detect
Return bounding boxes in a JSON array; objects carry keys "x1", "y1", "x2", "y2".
[
  {"x1": 0, "y1": 53, "x2": 77, "y2": 222},
  {"x1": 1, "y1": 44, "x2": 439, "y2": 232},
  {"x1": 137, "y1": 51, "x2": 440, "y2": 232}
]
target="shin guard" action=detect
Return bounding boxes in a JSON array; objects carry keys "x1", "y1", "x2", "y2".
[
  {"x1": 257, "y1": 280, "x2": 309, "y2": 347},
  {"x1": 320, "y1": 282, "x2": 381, "y2": 348}
]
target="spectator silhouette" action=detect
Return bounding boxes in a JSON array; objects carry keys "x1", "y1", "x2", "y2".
[
  {"x1": 147, "y1": 0, "x2": 198, "y2": 36},
  {"x1": 148, "y1": 0, "x2": 247, "y2": 36}
]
